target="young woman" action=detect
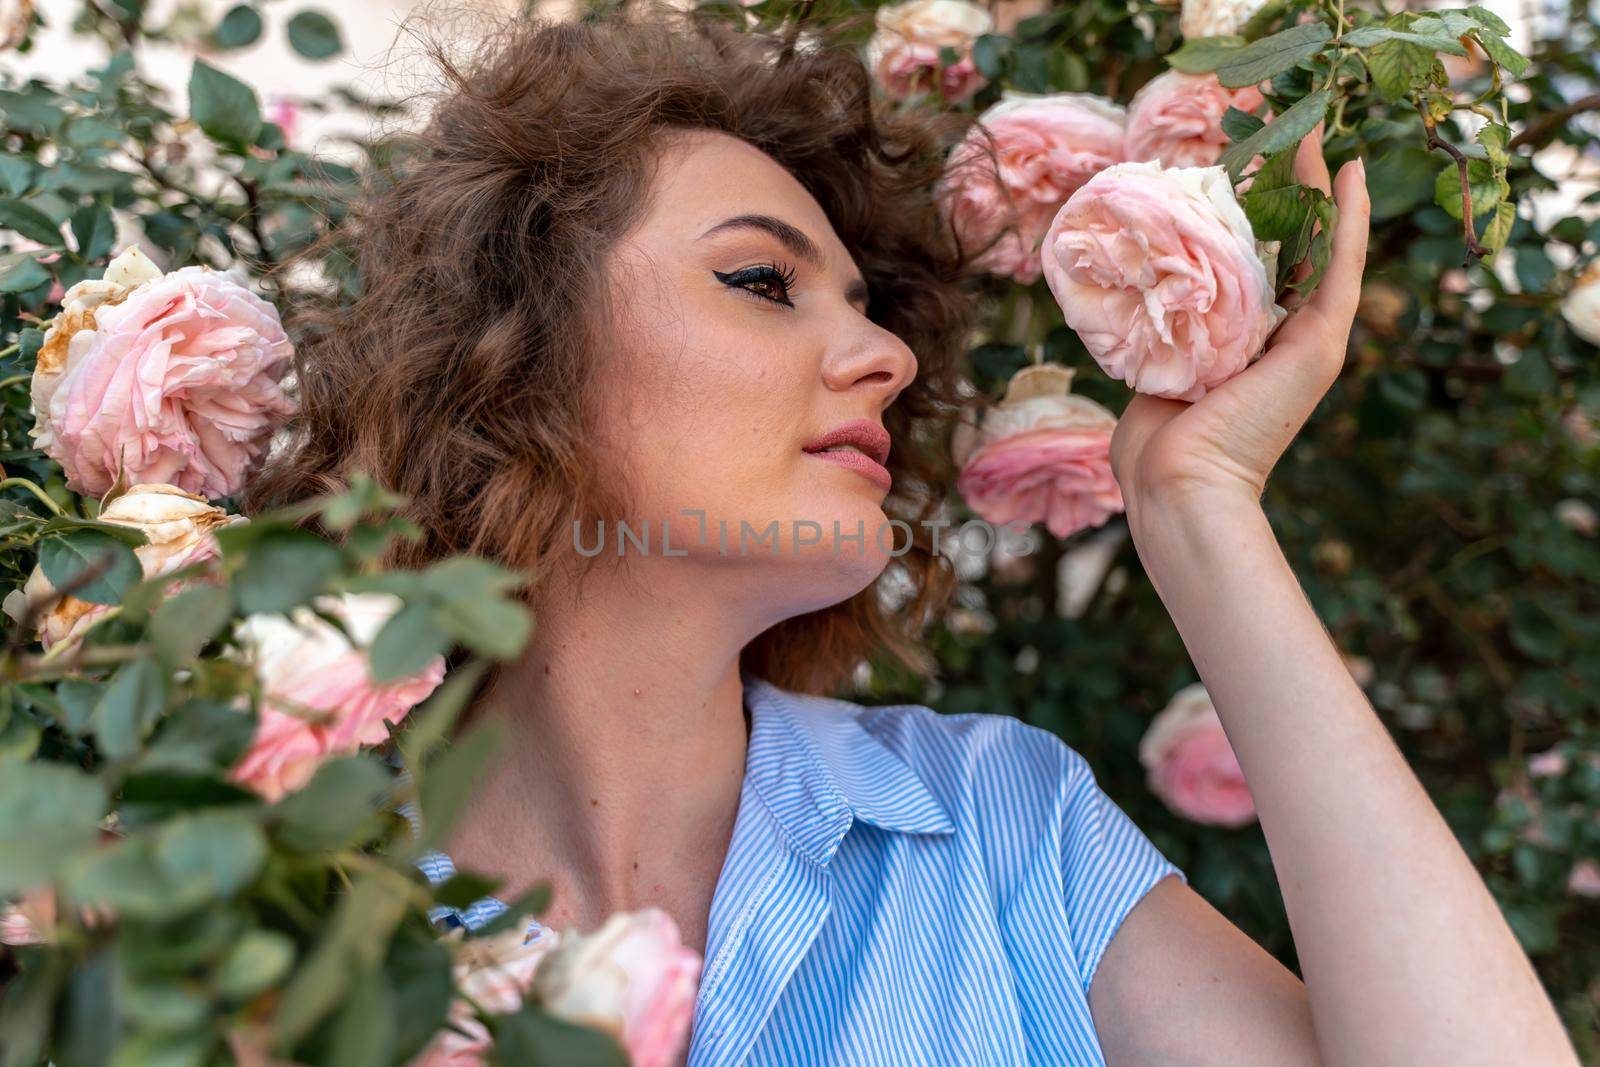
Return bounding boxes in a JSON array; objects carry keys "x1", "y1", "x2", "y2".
[{"x1": 248, "y1": 10, "x2": 1578, "y2": 1066}]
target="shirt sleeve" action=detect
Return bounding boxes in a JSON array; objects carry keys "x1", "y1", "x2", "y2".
[{"x1": 1056, "y1": 745, "x2": 1186, "y2": 994}]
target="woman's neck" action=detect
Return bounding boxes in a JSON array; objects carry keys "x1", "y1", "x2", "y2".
[{"x1": 435, "y1": 556, "x2": 768, "y2": 952}]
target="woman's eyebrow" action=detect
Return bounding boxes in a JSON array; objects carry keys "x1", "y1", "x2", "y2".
[{"x1": 698, "y1": 213, "x2": 871, "y2": 309}]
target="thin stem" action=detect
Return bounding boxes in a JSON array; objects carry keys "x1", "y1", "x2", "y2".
[
  {"x1": 0, "y1": 373, "x2": 31, "y2": 391},
  {"x1": 0, "y1": 478, "x2": 66, "y2": 516},
  {"x1": 1415, "y1": 100, "x2": 1491, "y2": 263}
]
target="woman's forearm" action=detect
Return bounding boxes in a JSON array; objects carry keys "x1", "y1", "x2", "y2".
[{"x1": 1130, "y1": 487, "x2": 1577, "y2": 1067}]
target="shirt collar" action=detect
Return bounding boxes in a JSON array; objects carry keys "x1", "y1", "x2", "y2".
[{"x1": 741, "y1": 670, "x2": 955, "y2": 856}]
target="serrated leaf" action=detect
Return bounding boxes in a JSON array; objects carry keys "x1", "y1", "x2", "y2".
[
  {"x1": 1221, "y1": 106, "x2": 1265, "y2": 143},
  {"x1": 1477, "y1": 123, "x2": 1510, "y2": 169},
  {"x1": 1166, "y1": 35, "x2": 1245, "y2": 73},
  {"x1": 151, "y1": 584, "x2": 234, "y2": 664},
  {"x1": 1367, "y1": 37, "x2": 1434, "y2": 100},
  {"x1": 1473, "y1": 31, "x2": 1528, "y2": 75},
  {"x1": 1433, "y1": 158, "x2": 1503, "y2": 220},
  {"x1": 1213, "y1": 23, "x2": 1332, "y2": 88},
  {"x1": 93, "y1": 657, "x2": 170, "y2": 759},
  {"x1": 39, "y1": 529, "x2": 143, "y2": 605},
  {"x1": 1219, "y1": 89, "x2": 1331, "y2": 180},
  {"x1": 0, "y1": 251, "x2": 49, "y2": 292},
  {"x1": 1246, "y1": 183, "x2": 1313, "y2": 242},
  {"x1": 1342, "y1": 25, "x2": 1468, "y2": 56},
  {"x1": 0, "y1": 198, "x2": 62, "y2": 246},
  {"x1": 1482, "y1": 200, "x2": 1516, "y2": 255},
  {"x1": 1463, "y1": 4, "x2": 1511, "y2": 35}
]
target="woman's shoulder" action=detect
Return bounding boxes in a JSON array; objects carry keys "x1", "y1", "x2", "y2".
[{"x1": 849, "y1": 696, "x2": 1106, "y2": 822}]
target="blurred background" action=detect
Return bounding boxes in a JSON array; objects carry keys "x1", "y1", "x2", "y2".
[{"x1": 3, "y1": 0, "x2": 1598, "y2": 1058}]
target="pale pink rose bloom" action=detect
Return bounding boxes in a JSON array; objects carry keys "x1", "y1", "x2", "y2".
[
  {"x1": 1139, "y1": 682, "x2": 1257, "y2": 827},
  {"x1": 1567, "y1": 860, "x2": 1600, "y2": 899},
  {"x1": 1124, "y1": 70, "x2": 1265, "y2": 168},
  {"x1": 265, "y1": 95, "x2": 300, "y2": 149},
  {"x1": 865, "y1": 0, "x2": 993, "y2": 104},
  {"x1": 1041, "y1": 161, "x2": 1285, "y2": 401},
  {"x1": 1527, "y1": 748, "x2": 1569, "y2": 779},
  {"x1": 0, "y1": 888, "x2": 53, "y2": 945},
  {"x1": 408, "y1": 926, "x2": 564, "y2": 1067},
  {"x1": 30, "y1": 247, "x2": 296, "y2": 500},
  {"x1": 230, "y1": 593, "x2": 447, "y2": 803},
  {"x1": 534, "y1": 909, "x2": 702, "y2": 1067},
  {"x1": 1555, "y1": 499, "x2": 1598, "y2": 537},
  {"x1": 12, "y1": 483, "x2": 240, "y2": 651},
  {"x1": 1563, "y1": 260, "x2": 1600, "y2": 346},
  {"x1": 953, "y1": 364, "x2": 1123, "y2": 539},
  {"x1": 939, "y1": 91, "x2": 1127, "y2": 283}
]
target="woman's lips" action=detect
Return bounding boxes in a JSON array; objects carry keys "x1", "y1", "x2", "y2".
[{"x1": 806, "y1": 448, "x2": 892, "y2": 492}]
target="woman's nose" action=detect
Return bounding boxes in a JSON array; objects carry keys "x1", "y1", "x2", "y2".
[{"x1": 821, "y1": 321, "x2": 918, "y2": 405}]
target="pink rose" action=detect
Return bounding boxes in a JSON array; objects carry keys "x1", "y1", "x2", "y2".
[
  {"x1": 265, "y1": 95, "x2": 300, "y2": 149},
  {"x1": 1124, "y1": 70, "x2": 1265, "y2": 168},
  {"x1": 939, "y1": 91, "x2": 1127, "y2": 283},
  {"x1": 1180, "y1": 0, "x2": 1271, "y2": 38},
  {"x1": 408, "y1": 926, "x2": 564, "y2": 1067},
  {"x1": 865, "y1": 0, "x2": 994, "y2": 104},
  {"x1": 230, "y1": 593, "x2": 447, "y2": 802},
  {"x1": 8, "y1": 483, "x2": 240, "y2": 652},
  {"x1": 1041, "y1": 161, "x2": 1286, "y2": 401},
  {"x1": 1139, "y1": 682, "x2": 1257, "y2": 827},
  {"x1": 1567, "y1": 860, "x2": 1600, "y2": 899},
  {"x1": 533, "y1": 909, "x2": 701, "y2": 1067},
  {"x1": 953, "y1": 364, "x2": 1123, "y2": 538},
  {"x1": 30, "y1": 246, "x2": 297, "y2": 500}
]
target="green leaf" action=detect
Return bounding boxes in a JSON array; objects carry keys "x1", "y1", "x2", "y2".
[
  {"x1": 93, "y1": 657, "x2": 171, "y2": 759},
  {"x1": 1221, "y1": 106, "x2": 1265, "y2": 143},
  {"x1": 1166, "y1": 34, "x2": 1245, "y2": 73},
  {"x1": 274, "y1": 874, "x2": 409, "y2": 1045},
  {"x1": 269, "y1": 755, "x2": 391, "y2": 851},
  {"x1": 1213, "y1": 24, "x2": 1332, "y2": 88},
  {"x1": 1433, "y1": 158, "x2": 1503, "y2": 220},
  {"x1": 70, "y1": 203, "x2": 117, "y2": 262},
  {"x1": 287, "y1": 9, "x2": 343, "y2": 60},
  {"x1": 1246, "y1": 184, "x2": 1314, "y2": 243},
  {"x1": 434, "y1": 596, "x2": 532, "y2": 661},
  {"x1": 0, "y1": 153, "x2": 35, "y2": 196},
  {"x1": 0, "y1": 251, "x2": 50, "y2": 292},
  {"x1": 1367, "y1": 38, "x2": 1434, "y2": 100},
  {"x1": 57, "y1": 946, "x2": 117, "y2": 1067},
  {"x1": 216, "y1": 930, "x2": 297, "y2": 1001},
  {"x1": 433, "y1": 872, "x2": 503, "y2": 910},
  {"x1": 153, "y1": 809, "x2": 268, "y2": 899},
  {"x1": 417, "y1": 722, "x2": 502, "y2": 851},
  {"x1": 368, "y1": 600, "x2": 451, "y2": 683},
  {"x1": 214, "y1": 4, "x2": 264, "y2": 49},
  {"x1": 1481, "y1": 200, "x2": 1516, "y2": 255},
  {"x1": 1473, "y1": 30, "x2": 1527, "y2": 75},
  {"x1": 1463, "y1": 4, "x2": 1511, "y2": 35},
  {"x1": 0, "y1": 758, "x2": 106, "y2": 893},
  {"x1": 188, "y1": 58, "x2": 262, "y2": 149},
  {"x1": 151, "y1": 584, "x2": 234, "y2": 664},
  {"x1": 233, "y1": 528, "x2": 343, "y2": 613},
  {"x1": 0, "y1": 951, "x2": 64, "y2": 1067},
  {"x1": 39, "y1": 529, "x2": 143, "y2": 606},
  {"x1": 490, "y1": 1006, "x2": 629, "y2": 1067},
  {"x1": 1342, "y1": 25, "x2": 1468, "y2": 56},
  {"x1": 66, "y1": 837, "x2": 180, "y2": 919},
  {"x1": 1219, "y1": 89, "x2": 1331, "y2": 180},
  {"x1": 0, "y1": 198, "x2": 63, "y2": 246},
  {"x1": 396, "y1": 659, "x2": 488, "y2": 769},
  {"x1": 136, "y1": 698, "x2": 257, "y2": 775},
  {"x1": 971, "y1": 33, "x2": 1011, "y2": 79}
]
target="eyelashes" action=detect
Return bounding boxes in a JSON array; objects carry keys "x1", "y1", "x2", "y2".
[{"x1": 714, "y1": 261, "x2": 799, "y2": 308}]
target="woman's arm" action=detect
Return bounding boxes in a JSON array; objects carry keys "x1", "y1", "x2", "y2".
[
  {"x1": 1091, "y1": 495, "x2": 1577, "y2": 1067},
  {"x1": 1087, "y1": 144, "x2": 1578, "y2": 1066}
]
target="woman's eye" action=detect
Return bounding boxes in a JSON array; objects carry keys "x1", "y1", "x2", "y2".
[{"x1": 714, "y1": 263, "x2": 797, "y2": 308}]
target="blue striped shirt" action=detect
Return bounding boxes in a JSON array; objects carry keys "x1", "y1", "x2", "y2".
[{"x1": 415, "y1": 671, "x2": 1185, "y2": 1065}]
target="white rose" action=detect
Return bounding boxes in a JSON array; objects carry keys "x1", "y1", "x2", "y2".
[
  {"x1": 1180, "y1": 0, "x2": 1271, "y2": 38},
  {"x1": 533, "y1": 908, "x2": 701, "y2": 1067}
]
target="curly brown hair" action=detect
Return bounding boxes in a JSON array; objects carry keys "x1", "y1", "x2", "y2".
[{"x1": 246, "y1": 5, "x2": 984, "y2": 696}]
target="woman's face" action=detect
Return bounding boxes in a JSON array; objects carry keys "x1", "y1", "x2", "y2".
[{"x1": 594, "y1": 129, "x2": 919, "y2": 612}]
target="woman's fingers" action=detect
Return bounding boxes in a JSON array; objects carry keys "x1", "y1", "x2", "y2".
[
  {"x1": 1293, "y1": 123, "x2": 1333, "y2": 196},
  {"x1": 1306, "y1": 158, "x2": 1371, "y2": 329}
]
